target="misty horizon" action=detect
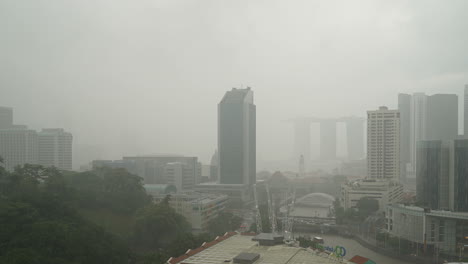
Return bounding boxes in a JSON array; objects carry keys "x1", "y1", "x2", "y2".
[{"x1": 1, "y1": 1, "x2": 467, "y2": 168}]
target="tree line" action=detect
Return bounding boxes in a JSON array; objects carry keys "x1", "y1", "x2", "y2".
[{"x1": 0, "y1": 160, "x2": 241, "y2": 264}]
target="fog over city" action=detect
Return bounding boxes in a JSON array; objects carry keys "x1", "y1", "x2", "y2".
[{"x1": 1, "y1": 0, "x2": 468, "y2": 168}]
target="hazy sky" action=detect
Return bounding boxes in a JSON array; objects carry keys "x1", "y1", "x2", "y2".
[{"x1": 1, "y1": 0, "x2": 468, "y2": 168}]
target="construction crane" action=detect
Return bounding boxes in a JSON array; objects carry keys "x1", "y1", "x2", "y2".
[
  {"x1": 265, "y1": 184, "x2": 277, "y2": 233},
  {"x1": 284, "y1": 185, "x2": 297, "y2": 241},
  {"x1": 253, "y1": 184, "x2": 262, "y2": 233}
]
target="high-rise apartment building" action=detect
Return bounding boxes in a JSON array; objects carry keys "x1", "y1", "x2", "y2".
[
  {"x1": 0, "y1": 127, "x2": 38, "y2": 171},
  {"x1": 218, "y1": 88, "x2": 256, "y2": 185},
  {"x1": 0, "y1": 107, "x2": 13, "y2": 129},
  {"x1": 367, "y1": 106, "x2": 400, "y2": 180},
  {"x1": 38, "y1": 128, "x2": 73, "y2": 170},
  {"x1": 416, "y1": 139, "x2": 468, "y2": 212}
]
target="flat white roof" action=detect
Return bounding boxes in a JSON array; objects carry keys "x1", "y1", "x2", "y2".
[{"x1": 169, "y1": 234, "x2": 350, "y2": 264}]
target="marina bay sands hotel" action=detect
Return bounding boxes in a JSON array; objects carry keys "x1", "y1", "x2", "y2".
[{"x1": 289, "y1": 116, "x2": 365, "y2": 163}]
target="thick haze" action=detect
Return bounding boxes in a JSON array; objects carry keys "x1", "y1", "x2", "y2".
[{"x1": 1, "y1": 0, "x2": 468, "y2": 169}]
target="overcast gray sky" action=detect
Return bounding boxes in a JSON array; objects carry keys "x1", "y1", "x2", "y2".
[{"x1": 1, "y1": 0, "x2": 468, "y2": 168}]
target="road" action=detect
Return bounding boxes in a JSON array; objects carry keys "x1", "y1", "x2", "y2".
[{"x1": 299, "y1": 233, "x2": 414, "y2": 264}]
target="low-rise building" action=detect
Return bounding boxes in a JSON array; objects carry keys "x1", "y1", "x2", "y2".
[
  {"x1": 153, "y1": 192, "x2": 228, "y2": 232},
  {"x1": 341, "y1": 179, "x2": 403, "y2": 211},
  {"x1": 387, "y1": 204, "x2": 468, "y2": 259},
  {"x1": 92, "y1": 155, "x2": 201, "y2": 187},
  {"x1": 164, "y1": 162, "x2": 196, "y2": 192},
  {"x1": 194, "y1": 182, "x2": 252, "y2": 207},
  {"x1": 167, "y1": 232, "x2": 352, "y2": 264}
]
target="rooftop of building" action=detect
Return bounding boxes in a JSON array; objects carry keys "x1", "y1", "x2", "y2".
[
  {"x1": 123, "y1": 154, "x2": 194, "y2": 159},
  {"x1": 389, "y1": 204, "x2": 468, "y2": 220},
  {"x1": 344, "y1": 179, "x2": 402, "y2": 190},
  {"x1": 220, "y1": 87, "x2": 254, "y2": 104},
  {"x1": 167, "y1": 232, "x2": 350, "y2": 264},
  {"x1": 196, "y1": 182, "x2": 247, "y2": 187},
  {"x1": 153, "y1": 191, "x2": 228, "y2": 205},
  {"x1": 143, "y1": 184, "x2": 177, "y2": 195}
]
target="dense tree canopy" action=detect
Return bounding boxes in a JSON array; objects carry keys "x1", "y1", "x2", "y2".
[
  {"x1": 0, "y1": 165, "x2": 131, "y2": 264},
  {"x1": 0, "y1": 162, "x2": 242, "y2": 264},
  {"x1": 133, "y1": 196, "x2": 191, "y2": 250}
]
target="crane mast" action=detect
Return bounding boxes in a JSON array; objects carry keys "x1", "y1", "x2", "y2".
[
  {"x1": 253, "y1": 184, "x2": 262, "y2": 233},
  {"x1": 265, "y1": 184, "x2": 277, "y2": 233}
]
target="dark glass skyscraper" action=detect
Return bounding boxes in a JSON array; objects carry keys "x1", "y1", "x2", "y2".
[
  {"x1": 453, "y1": 139, "x2": 468, "y2": 212},
  {"x1": 416, "y1": 140, "x2": 449, "y2": 210},
  {"x1": 464, "y1": 85, "x2": 468, "y2": 137},
  {"x1": 416, "y1": 139, "x2": 468, "y2": 212},
  {"x1": 218, "y1": 88, "x2": 256, "y2": 185}
]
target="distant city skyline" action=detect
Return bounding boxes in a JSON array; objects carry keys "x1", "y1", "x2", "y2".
[{"x1": 1, "y1": 1, "x2": 467, "y2": 169}]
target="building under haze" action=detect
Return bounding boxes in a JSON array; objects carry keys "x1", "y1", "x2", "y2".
[
  {"x1": 416, "y1": 139, "x2": 468, "y2": 212},
  {"x1": 367, "y1": 106, "x2": 400, "y2": 180},
  {"x1": 218, "y1": 87, "x2": 256, "y2": 185},
  {"x1": 164, "y1": 162, "x2": 197, "y2": 192},
  {"x1": 398, "y1": 94, "x2": 411, "y2": 183},
  {"x1": 38, "y1": 128, "x2": 73, "y2": 171},
  {"x1": 0, "y1": 107, "x2": 13, "y2": 129},
  {"x1": 465, "y1": 85, "x2": 468, "y2": 137},
  {"x1": 341, "y1": 179, "x2": 403, "y2": 211},
  {"x1": 398, "y1": 93, "x2": 458, "y2": 186},
  {"x1": 0, "y1": 126, "x2": 38, "y2": 171},
  {"x1": 94, "y1": 155, "x2": 201, "y2": 186},
  {"x1": 289, "y1": 117, "x2": 364, "y2": 167}
]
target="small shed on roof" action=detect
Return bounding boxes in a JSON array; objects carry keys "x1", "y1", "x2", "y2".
[{"x1": 233, "y1": 252, "x2": 260, "y2": 264}]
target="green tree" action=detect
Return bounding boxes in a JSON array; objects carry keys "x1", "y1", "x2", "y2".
[
  {"x1": 0, "y1": 165, "x2": 132, "y2": 264},
  {"x1": 65, "y1": 167, "x2": 150, "y2": 213},
  {"x1": 207, "y1": 212, "x2": 242, "y2": 236},
  {"x1": 133, "y1": 201, "x2": 190, "y2": 250}
]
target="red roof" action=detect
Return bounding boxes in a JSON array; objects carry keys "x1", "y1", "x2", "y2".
[{"x1": 349, "y1": 255, "x2": 369, "y2": 264}]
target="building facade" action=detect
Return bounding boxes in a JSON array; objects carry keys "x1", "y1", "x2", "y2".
[
  {"x1": 123, "y1": 156, "x2": 201, "y2": 185},
  {"x1": 341, "y1": 179, "x2": 403, "y2": 211},
  {"x1": 0, "y1": 107, "x2": 13, "y2": 129},
  {"x1": 398, "y1": 94, "x2": 411, "y2": 183},
  {"x1": 367, "y1": 106, "x2": 400, "y2": 180},
  {"x1": 0, "y1": 127, "x2": 38, "y2": 171},
  {"x1": 153, "y1": 192, "x2": 228, "y2": 232},
  {"x1": 38, "y1": 128, "x2": 73, "y2": 171},
  {"x1": 417, "y1": 139, "x2": 468, "y2": 212},
  {"x1": 94, "y1": 155, "x2": 201, "y2": 186},
  {"x1": 465, "y1": 85, "x2": 468, "y2": 137},
  {"x1": 218, "y1": 88, "x2": 256, "y2": 185},
  {"x1": 387, "y1": 204, "x2": 468, "y2": 259},
  {"x1": 399, "y1": 93, "x2": 458, "y2": 185},
  {"x1": 164, "y1": 162, "x2": 196, "y2": 192},
  {"x1": 453, "y1": 139, "x2": 468, "y2": 212}
]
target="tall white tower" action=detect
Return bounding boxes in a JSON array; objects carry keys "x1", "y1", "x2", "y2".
[{"x1": 367, "y1": 106, "x2": 400, "y2": 181}]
